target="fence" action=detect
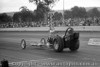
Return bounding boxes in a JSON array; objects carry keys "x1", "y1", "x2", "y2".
[{"x1": 0, "y1": 26, "x2": 100, "y2": 32}]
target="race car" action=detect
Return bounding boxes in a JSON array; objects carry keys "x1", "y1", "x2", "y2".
[
  {"x1": 20, "y1": 27, "x2": 80, "y2": 52},
  {"x1": 45, "y1": 27, "x2": 80, "y2": 52}
]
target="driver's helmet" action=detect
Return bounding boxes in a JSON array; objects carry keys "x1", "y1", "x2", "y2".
[
  {"x1": 67, "y1": 26, "x2": 74, "y2": 35},
  {"x1": 67, "y1": 28, "x2": 73, "y2": 34}
]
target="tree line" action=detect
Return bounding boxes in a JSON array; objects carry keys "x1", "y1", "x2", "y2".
[{"x1": 0, "y1": 6, "x2": 100, "y2": 24}]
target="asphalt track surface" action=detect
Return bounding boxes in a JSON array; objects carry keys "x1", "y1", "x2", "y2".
[{"x1": 0, "y1": 31, "x2": 100, "y2": 67}]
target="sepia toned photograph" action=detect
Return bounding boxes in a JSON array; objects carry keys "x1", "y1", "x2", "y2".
[{"x1": 0, "y1": 0, "x2": 100, "y2": 67}]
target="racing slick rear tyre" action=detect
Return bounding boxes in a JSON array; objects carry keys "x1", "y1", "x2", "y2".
[
  {"x1": 69, "y1": 40, "x2": 79, "y2": 51},
  {"x1": 20, "y1": 39, "x2": 26, "y2": 49},
  {"x1": 53, "y1": 36, "x2": 64, "y2": 52}
]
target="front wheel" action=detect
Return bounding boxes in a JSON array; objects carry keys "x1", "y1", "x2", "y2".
[
  {"x1": 20, "y1": 39, "x2": 26, "y2": 49},
  {"x1": 53, "y1": 36, "x2": 64, "y2": 52},
  {"x1": 40, "y1": 38, "x2": 46, "y2": 45}
]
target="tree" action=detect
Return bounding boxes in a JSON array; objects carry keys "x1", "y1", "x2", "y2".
[
  {"x1": 87, "y1": 8, "x2": 100, "y2": 17},
  {"x1": 13, "y1": 12, "x2": 21, "y2": 22},
  {"x1": 13, "y1": 6, "x2": 37, "y2": 23},
  {"x1": 35, "y1": 2, "x2": 50, "y2": 22},
  {"x1": 0, "y1": 13, "x2": 12, "y2": 24},
  {"x1": 19, "y1": 6, "x2": 32, "y2": 22},
  {"x1": 29, "y1": 0, "x2": 58, "y2": 8},
  {"x1": 71, "y1": 6, "x2": 87, "y2": 18},
  {"x1": 64, "y1": 10, "x2": 72, "y2": 19},
  {"x1": 13, "y1": 6, "x2": 34, "y2": 23},
  {"x1": 53, "y1": 12, "x2": 62, "y2": 21},
  {"x1": 29, "y1": 0, "x2": 59, "y2": 22},
  {"x1": 19, "y1": 6, "x2": 29, "y2": 12}
]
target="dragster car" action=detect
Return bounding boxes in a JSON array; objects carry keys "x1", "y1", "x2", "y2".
[
  {"x1": 45, "y1": 27, "x2": 80, "y2": 52},
  {"x1": 20, "y1": 27, "x2": 80, "y2": 52}
]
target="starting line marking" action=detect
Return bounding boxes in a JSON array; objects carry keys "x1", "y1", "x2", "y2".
[{"x1": 88, "y1": 38, "x2": 100, "y2": 46}]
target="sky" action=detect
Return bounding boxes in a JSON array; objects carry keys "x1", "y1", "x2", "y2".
[{"x1": 0, "y1": 0, "x2": 100, "y2": 13}]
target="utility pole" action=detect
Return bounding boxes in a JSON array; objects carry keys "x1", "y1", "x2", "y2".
[{"x1": 63, "y1": 0, "x2": 65, "y2": 26}]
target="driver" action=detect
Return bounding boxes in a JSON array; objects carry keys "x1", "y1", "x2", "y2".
[
  {"x1": 65, "y1": 24, "x2": 74, "y2": 40},
  {"x1": 67, "y1": 24, "x2": 74, "y2": 35}
]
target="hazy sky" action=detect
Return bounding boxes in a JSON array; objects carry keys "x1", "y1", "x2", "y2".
[{"x1": 0, "y1": 0, "x2": 100, "y2": 13}]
